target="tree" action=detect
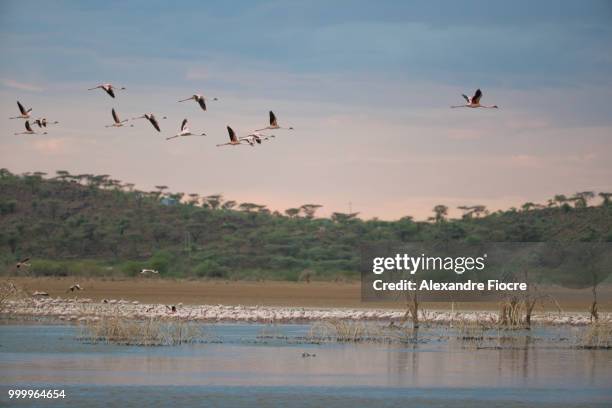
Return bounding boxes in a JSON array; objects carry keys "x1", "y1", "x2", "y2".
[
  {"x1": 300, "y1": 204, "x2": 322, "y2": 219},
  {"x1": 205, "y1": 194, "x2": 223, "y2": 210},
  {"x1": 285, "y1": 208, "x2": 301, "y2": 218},
  {"x1": 599, "y1": 192, "x2": 612, "y2": 207},
  {"x1": 431, "y1": 205, "x2": 448, "y2": 223},
  {"x1": 571, "y1": 191, "x2": 595, "y2": 209},
  {"x1": 239, "y1": 202, "x2": 259, "y2": 212},
  {"x1": 553, "y1": 194, "x2": 567, "y2": 207},
  {"x1": 55, "y1": 170, "x2": 71, "y2": 182},
  {"x1": 187, "y1": 193, "x2": 200, "y2": 206},
  {"x1": 222, "y1": 200, "x2": 237, "y2": 210},
  {"x1": 457, "y1": 205, "x2": 487, "y2": 219},
  {"x1": 521, "y1": 202, "x2": 536, "y2": 212},
  {"x1": 331, "y1": 212, "x2": 359, "y2": 223},
  {"x1": 155, "y1": 185, "x2": 168, "y2": 195}
]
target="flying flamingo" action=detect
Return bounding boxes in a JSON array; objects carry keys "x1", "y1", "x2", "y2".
[
  {"x1": 14, "y1": 121, "x2": 47, "y2": 135},
  {"x1": 16, "y1": 257, "x2": 31, "y2": 269},
  {"x1": 166, "y1": 119, "x2": 206, "y2": 140},
  {"x1": 88, "y1": 83, "x2": 126, "y2": 98},
  {"x1": 178, "y1": 94, "x2": 218, "y2": 111},
  {"x1": 216, "y1": 126, "x2": 250, "y2": 147},
  {"x1": 132, "y1": 113, "x2": 166, "y2": 132},
  {"x1": 255, "y1": 111, "x2": 293, "y2": 131},
  {"x1": 9, "y1": 101, "x2": 32, "y2": 119},
  {"x1": 105, "y1": 108, "x2": 133, "y2": 128},
  {"x1": 32, "y1": 118, "x2": 59, "y2": 128},
  {"x1": 451, "y1": 89, "x2": 499, "y2": 109},
  {"x1": 240, "y1": 132, "x2": 274, "y2": 145}
]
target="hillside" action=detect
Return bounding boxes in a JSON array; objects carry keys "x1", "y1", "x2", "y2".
[{"x1": 1, "y1": 169, "x2": 611, "y2": 280}]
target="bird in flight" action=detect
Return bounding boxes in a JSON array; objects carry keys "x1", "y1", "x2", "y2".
[
  {"x1": 31, "y1": 118, "x2": 59, "y2": 128},
  {"x1": 106, "y1": 108, "x2": 133, "y2": 128},
  {"x1": 166, "y1": 119, "x2": 206, "y2": 140},
  {"x1": 88, "y1": 83, "x2": 126, "y2": 98},
  {"x1": 16, "y1": 258, "x2": 31, "y2": 269},
  {"x1": 132, "y1": 113, "x2": 166, "y2": 132},
  {"x1": 216, "y1": 126, "x2": 251, "y2": 147},
  {"x1": 140, "y1": 269, "x2": 159, "y2": 275},
  {"x1": 14, "y1": 121, "x2": 47, "y2": 135},
  {"x1": 451, "y1": 89, "x2": 499, "y2": 109},
  {"x1": 9, "y1": 101, "x2": 32, "y2": 119},
  {"x1": 239, "y1": 132, "x2": 274, "y2": 145},
  {"x1": 178, "y1": 94, "x2": 218, "y2": 111},
  {"x1": 255, "y1": 111, "x2": 293, "y2": 132}
]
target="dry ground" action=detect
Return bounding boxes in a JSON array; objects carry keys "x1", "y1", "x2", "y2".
[{"x1": 4, "y1": 277, "x2": 610, "y2": 312}]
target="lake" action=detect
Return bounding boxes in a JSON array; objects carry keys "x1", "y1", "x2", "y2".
[{"x1": 1, "y1": 322, "x2": 611, "y2": 407}]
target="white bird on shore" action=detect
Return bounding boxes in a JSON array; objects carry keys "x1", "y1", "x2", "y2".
[
  {"x1": 68, "y1": 283, "x2": 82, "y2": 292},
  {"x1": 178, "y1": 94, "x2": 218, "y2": 111},
  {"x1": 14, "y1": 121, "x2": 47, "y2": 135},
  {"x1": 451, "y1": 89, "x2": 499, "y2": 109},
  {"x1": 166, "y1": 119, "x2": 206, "y2": 140},
  {"x1": 132, "y1": 113, "x2": 166, "y2": 132},
  {"x1": 106, "y1": 108, "x2": 133, "y2": 128},
  {"x1": 216, "y1": 126, "x2": 250, "y2": 147},
  {"x1": 88, "y1": 83, "x2": 126, "y2": 98},
  {"x1": 32, "y1": 291, "x2": 49, "y2": 297},
  {"x1": 140, "y1": 269, "x2": 159, "y2": 275},
  {"x1": 255, "y1": 111, "x2": 293, "y2": 132},
  {"x1": 31, "y1": 118, "x2": 59, "y2": 128},
  {"x1": 9, "y1": 101, "x2": 32, "y2": 119}
]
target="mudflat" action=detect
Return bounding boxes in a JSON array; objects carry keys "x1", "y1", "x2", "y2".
[{"x1": 5, "y1": 277, "x2": 610, "y2": 312}]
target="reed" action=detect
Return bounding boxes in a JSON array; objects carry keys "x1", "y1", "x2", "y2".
[
  {"x1": 0, "y1": 280, "x2": 27, "y2": 312},
  {"x1": 576, "y1": 321, "x2": 612, "y2": 349},
  {"x1": 308, "y1": 319, "x2": 415, "y2": 343},
  {"x1": 78, "y1": 315, "x2": 203, "y2": 346}
]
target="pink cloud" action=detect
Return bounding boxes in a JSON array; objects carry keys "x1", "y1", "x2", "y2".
[{"x1": 1, "y1": 79, "x2": 45, "y2": 92}]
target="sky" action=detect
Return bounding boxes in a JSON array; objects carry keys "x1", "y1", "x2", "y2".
[{"x1": 1, "y1": 0, "x2": 611, "y2": 220}]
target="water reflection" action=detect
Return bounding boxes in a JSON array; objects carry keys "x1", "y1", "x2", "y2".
[{"x1": 0, "y1": 323, "x2": 611, "y2": 395}]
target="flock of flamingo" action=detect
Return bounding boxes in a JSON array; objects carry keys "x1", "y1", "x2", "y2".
[
  {"x1": 9, "y1": 86, "x2": 498, "y2": 145},
  {"x1": 9, "y1": 82, "x2": 299, "y2": 146}
]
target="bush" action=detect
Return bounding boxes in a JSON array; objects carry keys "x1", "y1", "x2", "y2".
[{"x1": 194, "y1": 260, "x2": 228, "y2": 278}]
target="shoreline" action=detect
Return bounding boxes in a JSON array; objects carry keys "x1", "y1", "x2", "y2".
[
  {"x1": 4, "y1": 277, "x2": 611, "y2": 312},
  {"x1": 2, "y1": 297, "x2": 605, "y2": 326}
]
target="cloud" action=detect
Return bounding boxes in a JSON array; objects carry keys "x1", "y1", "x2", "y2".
[{"x1": 1, "y1": 78, "x2": 45, "y2": 92}]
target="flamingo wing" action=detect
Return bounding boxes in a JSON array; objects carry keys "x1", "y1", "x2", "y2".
[
  {"x1": 461, "y1": 94, "x2": 470, "y2": 103},
  {"x1": 112, "y1": 108, "x2": 120, "y2": 123},
  {"x1": 149, "y1": 115, "x2": 161, "y2": 132},
  {"x1": 227, "y1": 126, "x2": 237, "y2": 142},
  {"x1": 25, "y1": 121, "x2": 33, "y2": 132},
  {"x1": 198, "y1": 97, "x2": 207, "y2": 111},
  {"x1": 17, "y1": 101, "x2": 27, "y2": 115},
  {"x1": 105, "y1": 87, "x2": 116, "y2": 98},
  {"x1": 472, "y1": 89, "x2": 482, "y2": 104},
  {"x1": 269, "y1": 111, "x2": 277, "y2": 127},
  {"x1": 181, "y1": 118, "x2": 188, "y2": 131}
]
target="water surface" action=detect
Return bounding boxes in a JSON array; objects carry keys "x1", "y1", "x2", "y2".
[{"x1": 1, "y1": 323, "x2": 610, "y2": 407}]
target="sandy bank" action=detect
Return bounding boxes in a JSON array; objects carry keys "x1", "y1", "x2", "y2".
[{"x1": 2, "y1": 297, "x2": 604, "y2": 326}]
